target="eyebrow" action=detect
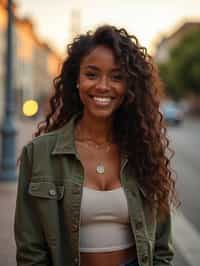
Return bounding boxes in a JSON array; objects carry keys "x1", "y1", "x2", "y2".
[{"x1": 82, "y1": 65, "x2": 121, "y2": 72}]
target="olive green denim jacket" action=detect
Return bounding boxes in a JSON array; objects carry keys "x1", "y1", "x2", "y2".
[{"x1": 14, "y1": 114, "x2": 174, "y2": 266}]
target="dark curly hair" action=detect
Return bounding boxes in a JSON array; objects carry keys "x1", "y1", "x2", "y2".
[{"x1": 35, "y1": 25, "x2": 178, "y2": 219}]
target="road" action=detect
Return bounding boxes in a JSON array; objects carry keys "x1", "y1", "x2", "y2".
[
  {"x1": 0, "y1": 117, "x2": 199, "y2": 266},
  {"x1": 169, "y1": 118, "x2": 200, "y2": 231},
  {"x1": 168, "y1": 117, "x2": 200, "y2": 266}
]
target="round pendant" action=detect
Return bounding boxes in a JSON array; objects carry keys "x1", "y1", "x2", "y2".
[{"x1": 96, "y1": 165, "x2": 105, "y2": 174}]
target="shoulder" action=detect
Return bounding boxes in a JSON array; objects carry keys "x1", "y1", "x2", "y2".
[
  {"x1": 23, "y1": 126, "x2": 65, "y2": 156},
  {"x1": 22, "y1": 114, "x2": 77, "y2": 161}
]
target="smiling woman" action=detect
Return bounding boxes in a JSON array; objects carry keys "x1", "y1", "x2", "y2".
[
  {"x1": 78, "y1": 45, "x2": 126, "y2": 120},
  {"x1": 15, "y1": 25, "x2": 178, "y2": 266}
]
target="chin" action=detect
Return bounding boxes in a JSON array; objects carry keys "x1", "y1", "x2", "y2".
[{"x1": 88, "y1": 108, "x2": 115, "y2": 120}]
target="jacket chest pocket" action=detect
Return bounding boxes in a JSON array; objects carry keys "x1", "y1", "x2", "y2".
[
  {"x1": 28, "y1": 181, "x2": 65, "y2": 241},
  {"x1": 28, "y1": 181, "x2": 65, "y2": 200}
]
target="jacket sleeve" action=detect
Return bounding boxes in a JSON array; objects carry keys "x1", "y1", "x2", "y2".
[
  {"x1": 153, "y1": 210, "x2": 174, "y2": 266},
  {"x1": 14, "y1": 144, "x2": 50, "y2": 266}
]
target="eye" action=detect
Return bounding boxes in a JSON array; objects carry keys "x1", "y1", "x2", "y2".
[
  {"x1": 111, "y1": 73, "x2": 124, "y2": 81},
  {"x1": 85, "y1": 72, "x2": 97, "y2": 79}
]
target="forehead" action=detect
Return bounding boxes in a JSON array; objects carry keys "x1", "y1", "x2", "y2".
[{"x1": 80, "y1": 45, "x2": 119, "y2": 69}]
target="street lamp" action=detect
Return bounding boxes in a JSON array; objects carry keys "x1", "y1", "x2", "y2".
[{"x1": 0, "y1": 0, "x2": 17, "y2": 181}]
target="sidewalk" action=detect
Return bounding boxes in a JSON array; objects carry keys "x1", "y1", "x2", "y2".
[
  {"x1": 0, "y1": 116, "x2": 42, "y2": 266},
  {"x1": 0, "y1": 182, "x2": 17, "y2": 266}
]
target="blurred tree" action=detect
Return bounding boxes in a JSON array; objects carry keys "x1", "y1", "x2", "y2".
[{"x1": 158, "y1": 28, "x2": 200, "y2": 100}]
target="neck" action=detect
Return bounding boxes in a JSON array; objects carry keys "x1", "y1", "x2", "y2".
[{"x1": 76, "y1": 113, "x2": 113, "y2": 144}]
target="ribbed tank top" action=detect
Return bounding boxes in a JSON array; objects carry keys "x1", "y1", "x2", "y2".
[{"x1": 80, "y1": 186, "x2": 135, "y2": 252}]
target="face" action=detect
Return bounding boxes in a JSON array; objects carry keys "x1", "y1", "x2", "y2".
[{"x1": 78, "y1": 45, "x2": 126, "y2": 120}]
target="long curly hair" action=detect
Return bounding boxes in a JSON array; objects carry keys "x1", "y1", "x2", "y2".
[{"x1": 35, "y1": 25, "x2": 178, "y2": 218}]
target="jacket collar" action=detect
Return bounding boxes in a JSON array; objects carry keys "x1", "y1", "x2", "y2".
[
  {"x1": 50, "y1": 113, "x2": 147, "y2": 198},
  {"x1": 51, "y1": 113, "x2": 81, "y2": 156}
]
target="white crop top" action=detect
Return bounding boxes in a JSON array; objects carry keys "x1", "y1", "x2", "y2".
[{"x1": 79, "y1": 186, "x2": 135, "y2": 252}]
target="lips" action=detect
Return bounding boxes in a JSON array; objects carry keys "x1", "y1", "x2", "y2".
[{"x1": 89, "y1": 95, "x2": 114, "y2": 106}]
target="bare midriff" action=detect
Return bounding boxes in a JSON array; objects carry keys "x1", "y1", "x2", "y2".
[{"x1": 80, "y1": 245, "x2": 137, "y2": 266}]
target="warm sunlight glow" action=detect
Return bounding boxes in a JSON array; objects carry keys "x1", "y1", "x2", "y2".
[
  {"x1": 0, "y1": 5, "x2": 7, "y2": 29},
  {"x1": 16, "y1": 0, "x2": 200, "y2": 54}
]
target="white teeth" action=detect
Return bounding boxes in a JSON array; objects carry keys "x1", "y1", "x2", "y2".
[
  {"x1": 93, "y1": 97, "x2": 111, "y2": 102},
  {"x1": 92, "y1": 96, "x2": 112, "y2": 106}
]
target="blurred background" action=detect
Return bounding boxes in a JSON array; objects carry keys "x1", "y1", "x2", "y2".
[{"x1": 0, "y1": 0, "x2": 199, "y2": 265}]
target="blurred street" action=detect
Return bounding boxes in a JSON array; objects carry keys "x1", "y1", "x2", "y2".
[
  {"x1": 0, "y1": 116, "x2": 200, "y2": 266},
  {"x1": 168, "y1": 117, "x2": 200, "y2": 266},
  {"x1": 0, "y1": 116, "x2": 41, "y2": 266},
  {"x1": 0, "y1": 1, "x2": 200, "y2": 265}
]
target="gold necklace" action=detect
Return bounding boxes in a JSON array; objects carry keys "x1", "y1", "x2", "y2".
[{"x1": 75, "y1": 124, "x2": 112, "y2": 174}]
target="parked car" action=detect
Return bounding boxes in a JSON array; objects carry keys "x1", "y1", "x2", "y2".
[{"x1": 160, "y1": 101, "x2": 184, "y2": 126}]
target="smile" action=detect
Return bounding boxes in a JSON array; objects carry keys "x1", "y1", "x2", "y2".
[{"x1": 91, "y1": 96, "x2": 113, "y2": 106}]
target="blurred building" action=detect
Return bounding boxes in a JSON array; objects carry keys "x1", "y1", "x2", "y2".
[
  {"x1": 0, "y1": 0, "x2": 62, "y2": 122},
  {"x1": 69, "y1": 8, "x2": 81, "y2": 41},
  {"x1": 0, "y1": 0, "x2": 8, "y2": 122},
  {"x1": 14, "y1": 18, "x2": 36, "y2": 110},
  {"x1": 154, "y1": 21, "x2": 200, "y2": 64}
]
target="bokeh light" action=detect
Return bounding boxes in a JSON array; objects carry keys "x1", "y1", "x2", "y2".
[{"x1": 22, "y1": 100, "x2": 39, "y2": 117}]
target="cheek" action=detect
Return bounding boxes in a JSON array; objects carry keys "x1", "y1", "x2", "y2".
[
  {"x1": 79, "y1": 78, "x2": 94, "y2": 94},
  {"x1": 78, "y1": 90, "x2": 88, "y2": 105},
  {"x1": 78, "y1": 77, "x2": 90, "y2": 101},
  {"x1": 78, "y1": 85, "x2": 92, "y2": 106}
]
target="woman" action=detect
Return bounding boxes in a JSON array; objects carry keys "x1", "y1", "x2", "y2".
[{"x1": 15, "y1": 25, "x2": 177, "y2": 266}]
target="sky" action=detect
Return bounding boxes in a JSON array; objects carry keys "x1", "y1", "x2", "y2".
[{"x1": 16, "y1": 0, "x2": 200, "y2": 55}]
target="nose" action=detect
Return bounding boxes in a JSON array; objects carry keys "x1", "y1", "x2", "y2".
[{"x1": 96, "y1": 76, "x2": 109, "y2": 91}]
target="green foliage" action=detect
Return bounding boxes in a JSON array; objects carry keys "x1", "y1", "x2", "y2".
[{"x1": 158, "y1": 28, "x2": 200, "y2": 99}]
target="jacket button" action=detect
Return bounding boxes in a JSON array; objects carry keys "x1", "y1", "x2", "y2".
[
  {"x1": 72, "y1": 224, "x2": 79, "y2": 232},
  {"x1": 49, "y1": 189, "x2": 56, "y2": 196},
  {"x1": 141, "y1": 254, "x2": 148, "y2": 263}
]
